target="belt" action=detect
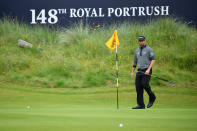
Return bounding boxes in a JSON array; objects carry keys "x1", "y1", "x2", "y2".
[{"x1": 138, "y1": 68, "x2": 148, "y2": 71}]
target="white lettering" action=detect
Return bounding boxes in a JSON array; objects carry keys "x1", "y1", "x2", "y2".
[
  {"x1": 37, "y1": 9, "x2": 47, "y2": 24},
  {"x1": 154, "y1": 6, "x2": 160, "y2": 15},
  {"x1": 123, "y1": 7, "x2": 130, "y2": 16},
  {"x1": 108, "y1": 8, "x2": 114, "y2": 17},
  {"x1": 161, "y1": 6, "x2": 169, "y2": 15},
  {"x1": 30, "y1": 9, "x2": 37, "y2": 24},
  {"x1": 130, "y1": 7, "x2": 137, "y2": 16},
  {"x1": 99, "y1": 8, "x2": 105, "y2": 17},
  {"x1": 48, "y1": 9, "x2": 58, "y2": 24},
  {"x1": 70, "y1": 9, "x2": 77, "y2": 17},
  {"x1": 139, "y1": 7, "x2": 145, "y2": 16},
  {"x1": 91, "y1": 8, "x2": 98, "y2": 17},
  {"x1": 84, "y1": 8, "x2": 91, "y2": 17},
  {"x1": 77, "y1": 8, "x2": 84, "y2": 17},
  {"x1": 146, "y1": 6, "x2": 154, "y2": 16},
  {"x1": 115, "y1": 8, "x2": 122, "y2": 17}
]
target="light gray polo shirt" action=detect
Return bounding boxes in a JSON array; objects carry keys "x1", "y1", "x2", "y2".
[{"x1": 133, "y1": 45, "x2": 155, "y2": 69}]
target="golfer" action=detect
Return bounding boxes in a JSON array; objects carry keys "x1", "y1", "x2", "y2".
[{"x1": 131, "y1": 36, "x2": 156, "y2": 109}]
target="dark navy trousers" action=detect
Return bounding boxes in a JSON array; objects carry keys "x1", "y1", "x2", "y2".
[{"x1": 135, "y1": 68, "x2": 156, "y2": 107}]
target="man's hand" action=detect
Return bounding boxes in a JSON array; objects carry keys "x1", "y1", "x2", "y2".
[
  {"x1": 145, "y1": 69, "x2": 150, "y2": 75},
  {"x1": 145, "y1": 60, "x2": 155, "y2": 75},
  {"x1": 131, "y1": 72, "x2": 134, "y2": 78},
  {"x1": 131, "y1": 67, "x2": 136, "y2": 79}
]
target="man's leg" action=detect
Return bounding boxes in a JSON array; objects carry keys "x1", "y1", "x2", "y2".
[
  {"x1": 142, "y1": 72, "x2": 156, "y2": 108},
  {"x1": 135, "y1": 74, "x2": 145, "y2": 108}
]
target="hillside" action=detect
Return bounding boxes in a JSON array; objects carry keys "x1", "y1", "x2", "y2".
[{"x1": 0, "y1": 18, "x2": 197, "y2": 88}]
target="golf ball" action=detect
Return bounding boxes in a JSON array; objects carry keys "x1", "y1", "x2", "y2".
[
  {"x1": 119, "y1": 123, "x2": 123, "y2": 127},
  {"x1": 27, "y1": 106, "x2": 30, "y2": 109}
]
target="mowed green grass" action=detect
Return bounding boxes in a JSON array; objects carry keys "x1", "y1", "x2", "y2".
[{"x1": 0, "y1": 84, "x2": 197, "y2": 131}]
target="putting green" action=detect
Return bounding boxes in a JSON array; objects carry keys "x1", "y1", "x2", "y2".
[{"x1": 0, "y1": 85, "x2": 197, "y2": 131}]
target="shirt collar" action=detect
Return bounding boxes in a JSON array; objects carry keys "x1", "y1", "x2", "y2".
[{"x1": 140, "y1": 45, "x2": 146, "y2": 49}]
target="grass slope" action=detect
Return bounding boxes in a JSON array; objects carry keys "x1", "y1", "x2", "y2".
[{"x1": 0, "y1": 17, "x2": 197, "y2": 88}]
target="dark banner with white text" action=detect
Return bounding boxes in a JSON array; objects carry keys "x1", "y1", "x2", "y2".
[{"x1": 0, "y1": 0, "x2": 196, "y2": 26}]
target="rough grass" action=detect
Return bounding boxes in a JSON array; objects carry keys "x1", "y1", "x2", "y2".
[{"x1": 0, "y1": 17, "x2": 197, "y2": 89}]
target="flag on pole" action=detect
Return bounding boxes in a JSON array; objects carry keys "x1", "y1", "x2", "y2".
[
  {"x1": 105, "y1": 30, "x2": 120, "y2": 51},
  {"x1": 105, "y1": 30, "x2": 120, "y2": 109}
]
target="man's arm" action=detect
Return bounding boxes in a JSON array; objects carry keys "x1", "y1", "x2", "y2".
[
  {"x1": 131, "y1": 51, "x2": 137, "y2": 78},
  {"x1": 145, "y1": 47, "x2": 155, "y2": 75},
  {"x1": 145, "y1": 60, "x2": 155, "y2": 75}
]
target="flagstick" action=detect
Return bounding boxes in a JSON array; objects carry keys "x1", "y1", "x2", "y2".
[{"x1": 116, "y1": 43, "x2": 119, "y2": 110}]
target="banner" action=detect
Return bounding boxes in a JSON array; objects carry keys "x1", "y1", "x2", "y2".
[{"x1": 0, "y1": 0, "x2": 196, "y2": 27}]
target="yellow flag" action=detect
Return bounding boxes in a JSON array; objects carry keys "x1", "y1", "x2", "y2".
[{"x1": 105, "y1": 30, "x2": 120, "y2": 51}]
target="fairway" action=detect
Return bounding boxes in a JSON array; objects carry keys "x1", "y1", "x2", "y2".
[{"x1": 0, "y1": 84, "x2": 197, "y2": 131}]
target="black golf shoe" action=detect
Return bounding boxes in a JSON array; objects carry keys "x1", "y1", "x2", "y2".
[
  {"x1": 132, "y1": 106, "x2": 145, "y2": 109},
  {"x1": 147, "y1": 97, "x2": 156, "y2": 108}
]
